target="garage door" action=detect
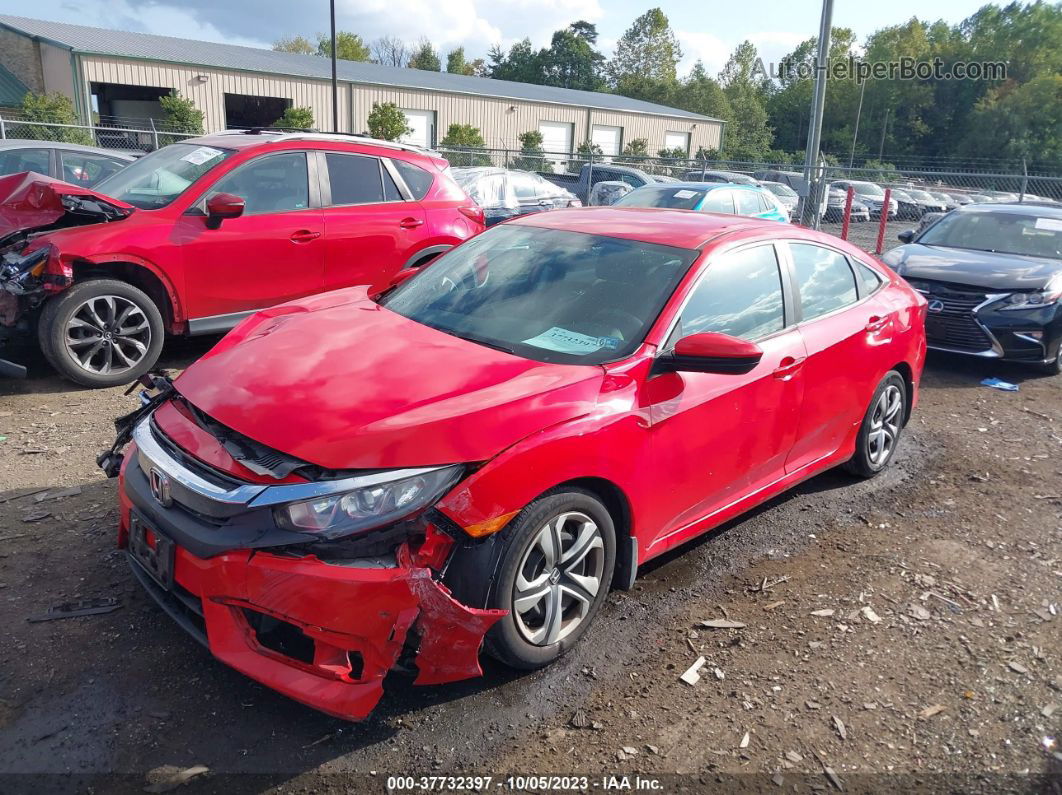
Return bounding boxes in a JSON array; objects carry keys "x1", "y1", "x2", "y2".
[
  {"x1": 664, "y1": 130, "x2": 690, "y2": 154},
  {"x1": 400, "y1": 109, "x2": 436, "y2": 148},
  {"x1": 538, "y1": 121, "x2": 573, "y2": 155},
  {"x1": 591, "y1": 124, "x2": 622, "y2": 157}
]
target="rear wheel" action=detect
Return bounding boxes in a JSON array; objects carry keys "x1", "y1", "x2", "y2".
[
  {"x1": 483, "y1": 489, "x2": 616, "y2": 670},
  {"x1": 844, "y1": 371, "x2": 907, "y2": 478},
  {"x1": 39, "y1": 279, "x2": 164, "y2": 388}
]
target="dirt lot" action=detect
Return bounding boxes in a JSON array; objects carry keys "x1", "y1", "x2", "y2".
[{"x1": 0, "y1": 286, "x2": 1060, "y2": 792}]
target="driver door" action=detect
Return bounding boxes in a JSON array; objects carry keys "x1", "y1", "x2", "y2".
[
  {"x1": 645, "y1": 242, "x2": 807, "y2": 552},
  {"x1": 177, "y1": 151, "x2": 325, "y2": 326}
]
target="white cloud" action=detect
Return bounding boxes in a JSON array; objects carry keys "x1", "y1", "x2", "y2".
[
  {"x1": 676, "y1": 29, "x2": 731, "y2": 77},
  {"x1": 747, "y1": 31, "x2": 809, "y2": 69}
]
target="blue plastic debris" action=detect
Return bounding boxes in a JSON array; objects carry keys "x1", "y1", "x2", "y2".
[{"x1": 981, "y1": 377, "x2": 1019, "y2": 392}]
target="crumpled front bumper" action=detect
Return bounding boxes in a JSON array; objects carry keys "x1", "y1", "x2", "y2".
[{"x1": 117, "y1": 464, "x2": 505, "y2": 722}]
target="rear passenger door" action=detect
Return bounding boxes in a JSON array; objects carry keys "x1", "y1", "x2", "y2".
[
  {"x1": 782, "y1": 241, "x2": 895, "y2": 472},
  {"x1": 318, "y1": 151, "x2": 426, "y2": 293}
]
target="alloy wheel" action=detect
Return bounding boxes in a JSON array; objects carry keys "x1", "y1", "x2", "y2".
[
  {"x1": 512, "y1": 511, "x2": 605, "y2": 646},
  {"x1": 867, "y1": 384, "x2": 903, "y2": 466},
  {"x1": 64, "y1": 294, "x2": 152, "y2": 376}
]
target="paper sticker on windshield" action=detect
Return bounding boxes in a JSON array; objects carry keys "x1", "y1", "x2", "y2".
[
  {"x1": 1034, "y1": 217, "x2": 1062, "y2": 232},
  {"x1": 673, "y1": 190, "x2": 697, "y2": 199},
  {"x1": 523, "y1": 327, "x2": 612, "y2": 354},
  {"x1": 180, "y1": 146, "x2": 224, "y2": 165}
]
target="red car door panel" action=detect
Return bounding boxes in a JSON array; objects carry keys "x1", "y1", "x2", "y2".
[
  {"x1": 319, "y1": 151, "x2": 426, "y2": 295},
  {"x1": 179, "y1": 151, "x2": 325, "y2": 321},
  {"x1": 645, "y1": 243, "x2": 805, "y2": 551},
  {"x1": 784, "y1": 242, "x2": 896, "y2": 472}
]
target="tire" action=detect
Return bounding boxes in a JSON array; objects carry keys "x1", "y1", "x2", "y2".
[
  {"x1": 38, "y1": 279, "x2": 164, "y2": 388},
  {"x1": 1037, "y1": 344, "x2": 1062, "y2": 376},
  {"x1": 844, "y1": 371, "x2": 907, "y2": 479},
  {"x1": 483, "y1": 489, "x2": 616, "y2": 670}
]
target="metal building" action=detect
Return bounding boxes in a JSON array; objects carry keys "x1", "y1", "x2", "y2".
[{"x1": 0, "y1": 15, "x2": 725, "y2": 156}]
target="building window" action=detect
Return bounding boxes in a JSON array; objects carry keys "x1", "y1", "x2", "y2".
[{"x1": 664, "y1": 130, "x2": 690, "y2": 155}]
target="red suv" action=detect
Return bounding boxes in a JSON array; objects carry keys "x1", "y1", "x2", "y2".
[
  {"x1": 103, "y1": 208, "x2": 927, "y2": 720},
  {"x1": 0, "y1": 132, "x2": 484, "y2": 386}
]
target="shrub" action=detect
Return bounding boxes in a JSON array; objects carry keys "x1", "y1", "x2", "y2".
[
  {"x1": 510, "y1": 130, "x2": 545, "y2": 171},
  {"x1": 440, "y1": 123, "x2": 490, "y2": 165},
  {"x1": 366, "y1": 102, "x2": 411, "y2": 141},
  {"x1": 272, "y1": 106, "x2": 315, "y2": 130},
  {"x1": 17, "y1": 92, "x2": 92, "y2": 145}
]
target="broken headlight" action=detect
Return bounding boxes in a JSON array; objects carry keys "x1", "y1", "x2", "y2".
[{"x1": 273, "y1": 465, "x2": 463, "y2": 539}]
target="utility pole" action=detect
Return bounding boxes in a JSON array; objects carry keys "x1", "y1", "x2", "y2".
[
  {"x1": 330, "y1": 0, "x2": 339, "y2": 132},
  {"x1": 878, "y1": 107, "x2": 889, "y2": 160},
  {"x1": 848, "y1": 77, "x2": 865, "y2": 168},
  {"x1": 800, "y1": 0, "x2": 834, "y2": 228}
]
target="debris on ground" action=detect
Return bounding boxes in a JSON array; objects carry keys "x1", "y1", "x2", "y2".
[
  {"x1": 699, "y1": 618, "x2": 746, "y2": 629},
  {"x1": 26, "y1": 597, "x2": 120, "y2": 622},
  {"x1": 679, "y1": 656, "x2": 706, "y2": 686},
  {"x1": 832, "y1": 715, "x2": 847, "y2": 740},
  {"x1": 144, "y1": 765, "x2": 209, "y2": 793},
  {"x1": 919, "y1": 704, "x2": 946, "y2": 719},
  {"x1": 981, "y1": 377, "x2": 1019, "y2": 392},
  {"x1": 810, "y1": 609, "x2": 835, "y2": 617}
]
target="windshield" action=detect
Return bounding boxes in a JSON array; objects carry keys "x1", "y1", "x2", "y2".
[
  {"x1": 382, "y1": 225, "x2": 697, "y2": 364},
  {"x1": 918, "y1": 211, "x2": 1062, "y2": 259},
  {"x1": 93, "y1": 143, "x2": 235, "y2": 209},
  {"x1": 614, "y1": 186, "x2": 706, "y2": 210},
  {"x1": 909, "y1": 190, "x2": 934, "y2": 201},
  {"x1": 850, "y1": 182, "x2": 885, "y2": 197},
  {"x1": 764, "y1": 183, "x2": 796, "y2": 198}
]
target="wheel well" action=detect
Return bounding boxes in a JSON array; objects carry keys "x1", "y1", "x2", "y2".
[
  {"x1": 71, "y1": 262, "x2": 173, "y2": 326},
  {"x1": 891, "y1": 361, "x2": 915, "y2": 425},
  {"x1": 555, "y1": 476, "x2": 635, "y2": 589}
]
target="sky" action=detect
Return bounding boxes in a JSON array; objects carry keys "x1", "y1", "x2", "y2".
[{"x1": 0, "y1": 0, "x2": 998, "y2": 77}]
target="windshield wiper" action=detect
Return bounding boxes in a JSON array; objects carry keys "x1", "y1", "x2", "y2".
[{"x1": 444, "y1": 328, "x2": 516, "y2": 355}]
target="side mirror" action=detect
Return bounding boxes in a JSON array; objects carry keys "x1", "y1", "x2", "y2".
[
  {"x1": 897, "y1": 229, "x2": 915, "y2": 244},
  {"x1": 656, "y1": 332, "x2": 764, "y2": 375},
  {"x1": 205, "y1": 192, "x2": 245, "y2": 229}
]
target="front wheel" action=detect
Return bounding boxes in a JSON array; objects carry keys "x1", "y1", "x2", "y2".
[
  {"x1": 1037, "y1": 344, "x2": 1062, "y2": 376},
  {"x1": 38, "y1": 279, "x2": 164, "y2": 388},
  {"x1": 844, "y1": 371, "x2": 907, "y2": 478},
  {"x1": 483, "y1": 489, "x2": 616, "y2": 670}
]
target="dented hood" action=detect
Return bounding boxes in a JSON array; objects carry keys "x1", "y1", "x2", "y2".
[
  {"x1": 0, "y1": 171, "x2": 134, "y2": 241},
  {"x1": 174, "y1": 288, "x2": 605, "y2": 470}
]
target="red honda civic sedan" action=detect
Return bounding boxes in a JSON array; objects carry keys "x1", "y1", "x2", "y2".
[{"x1": 105, "y1": 207, "x2": 927, "y2": 720}]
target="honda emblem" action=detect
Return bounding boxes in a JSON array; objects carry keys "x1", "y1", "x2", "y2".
[{"x1": 149, "y1": 467, "x2": 172, "y2": 507}]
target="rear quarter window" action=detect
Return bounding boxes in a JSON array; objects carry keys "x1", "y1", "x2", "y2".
[{"x1": 393, "y1": 159, "x2": 434, "y2": 200}]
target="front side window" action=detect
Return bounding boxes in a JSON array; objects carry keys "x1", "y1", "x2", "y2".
[
  {"x1": 670, "y1": 244, "x2": 785, "y2": 343},
  {"x1": 790, "y1": 243, "x2": 858, "y2": 320},
  {"x1": 93, "y1": 143, "x2": 234, "y2": 209},
  {"x1": 382, "y1": 225, "x2": 696, "y2": 364},
  {"x1": 701, "y1": 190, "x2": 734, "y2": 214},
  {"x1": 60, "y1": 151, "x2": 126, "y2": 186},
  {"x1": 208, "y1": 152, "x2": 309, "y2": 215},
  {"x1": 0, "y1": 147, "x2": 50, "y2": 176}
]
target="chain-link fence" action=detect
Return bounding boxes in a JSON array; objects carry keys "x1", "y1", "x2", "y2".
[{"x1": 0, "y1": 116, "x2": 200, "y2": 153}]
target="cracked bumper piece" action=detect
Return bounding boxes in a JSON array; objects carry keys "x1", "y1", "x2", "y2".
[{"x1": 119, "y1": 493, "x2": 505, "y2": 721}]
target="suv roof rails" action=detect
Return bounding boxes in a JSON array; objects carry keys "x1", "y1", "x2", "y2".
[{"x1": 214, "y1": 128, "x2": 437, "y2": 156}]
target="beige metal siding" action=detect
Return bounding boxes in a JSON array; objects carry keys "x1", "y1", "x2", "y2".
[
  {"x1": 80, "y1": 56, "x2": 349, "y2": 132},
  {"x1": 40, "y1": 43, "x2": 75, "y2": 100}
]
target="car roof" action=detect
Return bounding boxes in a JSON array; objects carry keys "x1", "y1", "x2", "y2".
[
  {"x1": 186, "y1": 130, "x2": 438, "y2": 156},
  {"x1": 638, "y1": 181, "x2": 765, "y2": 192},
  {"x1": 506, "y1": 206, "x2": 793, "y2": 249},
  {"x1": 954, "y1": 202, "x2": 1062, "y2": 217},
  {"x1": 0, "y1": 138, "x2": 136, "y2": 159}
]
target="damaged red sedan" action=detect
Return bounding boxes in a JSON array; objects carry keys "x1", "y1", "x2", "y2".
[{"x1": 103, "y1": 208, "x2": 926, "y2": 720}]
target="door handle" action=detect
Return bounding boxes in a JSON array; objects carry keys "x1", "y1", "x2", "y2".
[
  {"x1": 289, "y1": 229, "x2": 321, "y2": 243},
  {"x1": 772, "y1": 356, "x2": 805, "y2": 380},
  {"x1": 865, "y1": 315, "x2": 889, "y2": 333},
  {"x1": 399, "y1": 217, "x2": 424, "y2": 229}
]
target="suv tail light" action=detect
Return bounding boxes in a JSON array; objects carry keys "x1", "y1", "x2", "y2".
[{"x1": 459, "y1": 205, "x2": 485, "y2": 227}]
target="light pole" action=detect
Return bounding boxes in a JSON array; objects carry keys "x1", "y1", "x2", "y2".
[
  {"x1": 849, "y1": 77, "x2": 865, "y2": 168},
  {"x1": 330, "y1": 0, "x2": 338, "y2": 132},
  {"x1": 800, "y1": 0, "x2": 834, "y2": 228}
]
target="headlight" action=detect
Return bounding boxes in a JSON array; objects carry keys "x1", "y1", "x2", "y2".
[
  {"x1": 999, "y1": 288, "x2": 1060, "y2": 311},
  {"x1": 274, "y1": 465, "x2": 463, "y2": 539}
]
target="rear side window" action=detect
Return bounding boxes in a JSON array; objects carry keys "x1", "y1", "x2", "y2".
[
  {"x1": 853, "y1": 259, "x2": 884, "y2": 297},
  {"x1": 393, "y1": 159, "x2": 434, "y2": 199},
  {"x1": 671, "y1": 244, "x2": 785, "y2": 342},
  {"x1": 0, "y1": 147, "x2": 50, "y2": 176},
  {"x1": 701, "y1": 190, "x2": 734, "y2": 214},
  {"x1": 735, "y1": 190, "x2": 761, "y2": 215},
  {"x1": 60, "y1": 151, "x2": 125, "y2": 186},
  {"x1": 326, "y1": 153, "x2": 384, "y2": 205},
  {"x1": 790, "y1": 243, "x2": 859, "y2": 320},
  {"x1": 208, "y1": 152, "x2": 308, "y2": 215}
]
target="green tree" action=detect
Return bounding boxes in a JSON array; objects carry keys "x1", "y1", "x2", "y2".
[
  {"x1": 570, "y1": 140, "x2": 603, "y2": 171},
  {"x1": 317, "y1": 31, "x2": 371, "y2": 61},
  {"x1": 446, "y1": 47, "x2": 476, "y2": 75},
  {"x1": 366, "y1": 102, "x2": 411, "y2": 141},
  {"x1": 615, "y1": 137, "x2": 650, "y2": 167},
  {"x1": 408, "y1": 39, "x2": 441, "y2": 71},
  {"x1": 272, "y1": 106, "x2": 315, "y2": 129},
  {"x1": 538, "y1": 22, "x2": 605, "y2": 90},
  {"x1": 18, "y1": 92, "x2": 92, "y2": 144},
  {"x1": 273, "y1": 35, "x2": 315, "y2": 55},
  {"x1": 488, "y1": 39, "x2": 544, "y2": 83},
  {"x1": 159, "y1": 90, "x2": 203, "y2": 145},
  {"x1": 718, "y1": 42, "x2": 773, "y2": 160},
  {"x1": 677, "y1": 61, "x2": 732, "y2": 120},
  {"x1": 609, "y1": 8, "x2": 682, "y2": 89},
  {"x1": 961, "y1": 74, "x2": 1062, "y2": 165},
  {"x1": 510, "y1": 130, "x2": 546, "y2": 170},
  {"x1": 440, "y1": 123, "x2": 490, "y2": 165}
]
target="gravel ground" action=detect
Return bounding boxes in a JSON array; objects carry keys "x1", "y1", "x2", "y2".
[{"x1": 0, "y1": 252, "x2": 1060, "y2": 793}]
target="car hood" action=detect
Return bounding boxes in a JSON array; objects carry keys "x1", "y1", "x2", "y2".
[
  {"x1": 0, "y1": 172, "x2": 133, "y2": 244},
  {"x1": 174, "y1": 288, "x2": 606, "y2": 471},
  {"x1": 884, "y1": 243, "x2": 1061, "y2": 291}
]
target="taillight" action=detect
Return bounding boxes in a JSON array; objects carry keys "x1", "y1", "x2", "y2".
[{"x1": 459, "y1": 205, "x2": 485, "y2": 226}]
